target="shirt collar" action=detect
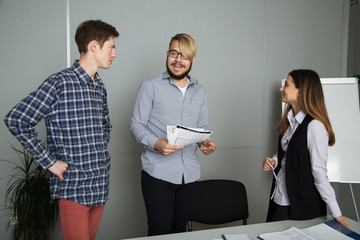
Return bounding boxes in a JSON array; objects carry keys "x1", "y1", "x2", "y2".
[
  {"x1": 162, "y1": 71, "x2": 198, "y2": 86},
  {"x1": 288, "y1": 109, "x2": 306, "y2": 126},
  {"x1": 72, "y1": 60, "x2": 101, "y2": 86}
]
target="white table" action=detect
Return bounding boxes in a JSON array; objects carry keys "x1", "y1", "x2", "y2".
[{"x1": 121, "y1": 216, "x2": 360, "y2": 240}]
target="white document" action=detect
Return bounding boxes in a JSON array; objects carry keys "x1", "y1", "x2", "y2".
[
  {"x1": 167, "y1": 125, "x2": 212, "y2": 146},
  {"x1": 302, "y1": 223, "x2": 353, "y2": 240},
  {"x1": 258, "y1": 227, "x2": 316, "y2": 240},
  {"x1": 258, "y1": 222, "x2": 354, "y2": 240}
]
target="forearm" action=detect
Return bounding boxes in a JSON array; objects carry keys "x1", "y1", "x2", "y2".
[
  {"x1": 308, "y1": 120, "x2": 341, "y2": 217},
  {"x1": 4, "y1": 117, "x2": 56, "y2": 169},
  {"x1": 130, "y1": 122, "x2": 158, "y2": 151},
  {"x1": 4, "y1": 78, "x2": 58, "y2": 169}
]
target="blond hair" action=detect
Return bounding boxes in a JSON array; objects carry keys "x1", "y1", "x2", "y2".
[{"x1": 169, "y1": 33, "x2": 197, "y2": 60}]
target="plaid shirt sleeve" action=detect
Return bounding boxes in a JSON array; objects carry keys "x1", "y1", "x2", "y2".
[
  {"x1": 4, "y1": 77, "x2": 58, "y2": 169},
  {"x1": 102, "y1": 88, "x2": 112, "y2": 143}
]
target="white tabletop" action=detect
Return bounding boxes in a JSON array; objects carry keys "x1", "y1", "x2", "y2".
[{"x1": 121, "y1": 216, "x2": 360, "y2": 240}]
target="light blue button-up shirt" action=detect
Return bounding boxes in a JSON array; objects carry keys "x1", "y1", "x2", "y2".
[{"x1": 130, "y1": 72, "x2": 209, "y2": 184}]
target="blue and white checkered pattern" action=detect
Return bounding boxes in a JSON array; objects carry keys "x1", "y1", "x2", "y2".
[{"x1": 4, "y1": 61, "x2": 112, "y2": 207}]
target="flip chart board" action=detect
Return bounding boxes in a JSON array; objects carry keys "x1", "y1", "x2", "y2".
[{"x1": 322, "y1": 78, "x2": 360, "y2": 183}]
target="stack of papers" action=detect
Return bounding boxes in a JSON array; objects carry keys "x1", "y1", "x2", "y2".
[
  {"x1": 258, "y1": 227, "x2": 316, "y2": 240},
  {"x1": 167, "y1": 125, "x2": 212, "y2": 146},
  {"x1": 258, "y1": 220, "x2": 360, "y2": 240}
]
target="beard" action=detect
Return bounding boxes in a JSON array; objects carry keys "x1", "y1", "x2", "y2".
[{"x1": 166, "y1": 59, "x2": 192, "y2": 80}]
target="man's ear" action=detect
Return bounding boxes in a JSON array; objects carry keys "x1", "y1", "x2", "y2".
[
  {"x1": 88, "y1": 40, "x2": 98, "y2": 53},
  {"x1": 192, "y1": 55, "x2": 196, "y2": 64}
]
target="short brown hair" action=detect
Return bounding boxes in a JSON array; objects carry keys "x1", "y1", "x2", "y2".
[{"x1": 75, "y1": 19, "x2": 119, "y2": 54}]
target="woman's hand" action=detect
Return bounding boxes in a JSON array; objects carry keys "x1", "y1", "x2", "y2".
[
  {"x1": 334, "y1": 215, "x2": 349, "y2": 228},
  {"x1": 263, "y1": 157, "x2": 276, "y2": 171}
]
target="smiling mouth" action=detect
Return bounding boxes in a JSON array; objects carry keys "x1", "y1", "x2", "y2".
[{"x1": 171, "y1": 63, "x2": 184, "y2": 69}]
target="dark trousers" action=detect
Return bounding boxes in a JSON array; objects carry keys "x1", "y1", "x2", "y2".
[
  {"x1": 267, "y1": 200, "x2": 291, "y2": 222},
  {"x1": 141, "y1": 170, "x2": 197, "y2": 236}
]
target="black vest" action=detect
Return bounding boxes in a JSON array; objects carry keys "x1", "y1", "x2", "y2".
[{"x1": 266, "y1": 114, "x2": 326, "y2": 221}]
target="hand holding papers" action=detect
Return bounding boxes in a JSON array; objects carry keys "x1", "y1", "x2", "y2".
[{"x1": 167, "y1": 125, "x2": 213, "y2": 147}]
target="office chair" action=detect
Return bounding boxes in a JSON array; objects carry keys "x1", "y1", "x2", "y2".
[{"x1": 187, "y1": 179, "x2": 249, "y2": 231}]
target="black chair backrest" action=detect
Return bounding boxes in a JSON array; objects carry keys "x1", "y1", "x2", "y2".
[{"x1": 188, "y1": 179, "x2": 249, "y2": 225}]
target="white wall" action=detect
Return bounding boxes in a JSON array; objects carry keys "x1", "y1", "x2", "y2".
[{"x1": 0, "y1": 0, "x2": 350, "y2": 239}]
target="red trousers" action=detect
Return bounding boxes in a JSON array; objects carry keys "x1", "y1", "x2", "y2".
[{"x1": 58, "y1": 199, "x2": 105, "y2": 240}]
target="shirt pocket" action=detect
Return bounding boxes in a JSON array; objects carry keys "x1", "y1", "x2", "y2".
[{"x1": 184, "y1": 98, "x2": 203, "y2": 123}]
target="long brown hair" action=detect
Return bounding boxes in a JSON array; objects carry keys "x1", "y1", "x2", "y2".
[{"x1": 276, "y1": 69, "x2": 335, "y2": 146}]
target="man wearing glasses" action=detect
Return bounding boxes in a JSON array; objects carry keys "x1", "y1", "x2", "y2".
[{"x1": 130, "y1": 33, "x2": 216, "y2": 236}]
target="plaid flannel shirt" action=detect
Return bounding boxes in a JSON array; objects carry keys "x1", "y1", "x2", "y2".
[{"x1": 4, "y1": 61, "x2": 112, "y2": 206}]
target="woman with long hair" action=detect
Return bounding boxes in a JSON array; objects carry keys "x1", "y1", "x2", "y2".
[{"x1": 263, "y1": 69, "x2": 349, "y2": 227}]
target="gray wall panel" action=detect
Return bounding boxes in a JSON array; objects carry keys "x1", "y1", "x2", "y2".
[{"x1": 0, "y1": 1, "x2": 351, "y2": 239}]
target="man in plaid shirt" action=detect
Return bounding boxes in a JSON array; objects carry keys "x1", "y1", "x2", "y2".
[{"x1": 4, "y1": 19, "x2": 119, "y2": 239}]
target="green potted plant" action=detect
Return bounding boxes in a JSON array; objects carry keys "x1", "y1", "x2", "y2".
[{"x1": 1, "y1": 146, "x2": 58, "y2": 240}]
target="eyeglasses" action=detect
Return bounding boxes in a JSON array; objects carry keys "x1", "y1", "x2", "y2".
[{"x1": 168, "y1": 50, "x2": 189, "y2": 60}]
